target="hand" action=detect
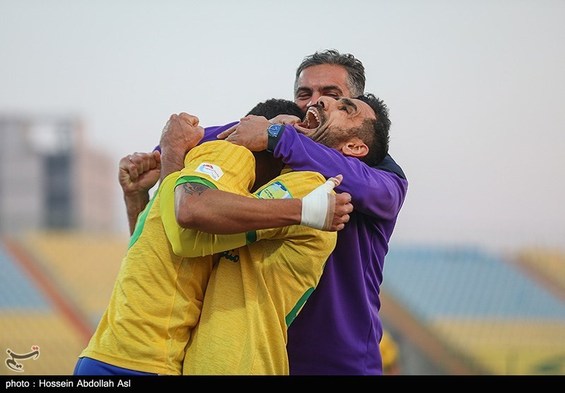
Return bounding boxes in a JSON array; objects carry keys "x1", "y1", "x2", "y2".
[
  {"x1": 160, "y1": 112, "x2": 204, "y2": 158},
  {"x1": 332, "y1": 191, "x2": 353, "y2": 231},
  {"x1": 160, "y1": 112, "x2": 205, "y2": 181},
  {"x1": 216, "y1": 115, "x2": 298, "y2": 144},
  {"x1": 217, "y1": 115, "x2": 270, "y2": 152},
  {"x1": 301, "y1": 174, "x2": 353, "y2": 231},
  {"x1": 119, "y1": 150, "x2": 161, "y2": 234},
  {"x1": 118, "y1": 151, "x2": 161, "y2": 197}
]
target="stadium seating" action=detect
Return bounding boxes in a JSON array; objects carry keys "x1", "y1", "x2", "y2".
[
  {"x1": 2, "y1": 233, "x2": 563, "y2": 375},
  {"x1": 382, "y1": 244, "x2": 565, "y2": 375}
]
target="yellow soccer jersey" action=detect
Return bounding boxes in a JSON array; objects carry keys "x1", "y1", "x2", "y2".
[
  {"x1": 78, "y1": 180, "x2": 213, "y2": 375},
  {"x1": 183, "y1": 166, "x2": 338, "y2": 375},
  {"x1": 80, "y1": 139, "x2": 336, "y2": 375},
  {"x1": 161, "y1": 140, "x2": 257, "y2": 258},
  {"x1": 80, "y1": 141, "x2": 258, "y2": 375},
  {"x1": 178, "y1": 139, "x2": 256, "y2": 195}
]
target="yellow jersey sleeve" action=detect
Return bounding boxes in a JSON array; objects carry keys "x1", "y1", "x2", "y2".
[
  {"x1": 176, "y1": 140, "x2": 255, "y2": 194},
  {"x1": 160, "y1": 141, "x2": 257, "y2": 257},
  {"x1": 254, "y1": 170, "x2": 329, "y2": 241}
]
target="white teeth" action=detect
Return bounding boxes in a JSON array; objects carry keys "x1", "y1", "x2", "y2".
[{"x1": 307, "y1": 108, "x2": 320, "y2": 127}]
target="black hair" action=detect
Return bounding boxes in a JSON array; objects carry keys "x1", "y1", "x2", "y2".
[
  {"x1": 356, "y1": 93, "x2": 390, "y2": 166},
  {"x1": 246, "y1": 98, "x2": 304, "y2": 119},
  {"x1": 245, "y1": 99, "x2": 302, "y2": 191}
]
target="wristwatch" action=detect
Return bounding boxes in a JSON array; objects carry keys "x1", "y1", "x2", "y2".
[{"x1": 266, "y1": 124, "x2": 284, "y2": 153}]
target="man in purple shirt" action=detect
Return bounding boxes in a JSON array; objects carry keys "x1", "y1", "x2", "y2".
[
  {"x1": 218, "y1": 99, "x2": 407, "y2": 375},
  {"x1": 119, "y1": 50, "x2": 408, "y2": 374}
]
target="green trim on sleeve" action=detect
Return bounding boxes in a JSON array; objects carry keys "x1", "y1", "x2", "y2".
[
  {"x1": 245, "y1": 231, "x2": 257, "y2": 244},
  {"x1": 286, "y1": 287, "x2": 315, "y2": 327},
  {"x1": 128, "y1": 193, "x2": 157, "y2": 249},
  {"x1": 175, "y1": 175, "x2": 218, "y2": 189}
]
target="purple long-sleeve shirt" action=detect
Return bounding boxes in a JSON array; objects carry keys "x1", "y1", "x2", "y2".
[
  {"x1": 200, "y1": 123, "x2": 408, "y2": 375},
  {"x1": 274, "y1": 125, "x2": 408, "y2": 375}
]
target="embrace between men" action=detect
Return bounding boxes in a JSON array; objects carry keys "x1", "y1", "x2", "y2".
[{"x1": 74, "y1": 49, "x2": 408, "y2": 376}]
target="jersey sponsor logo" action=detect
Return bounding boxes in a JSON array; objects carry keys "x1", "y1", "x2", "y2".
[
  {"x1": 255, "y1": 181, "x2": 291, "y2": 200},
  {"x1": 195, "y1": 162, "x2": 223, "y2": 181}
]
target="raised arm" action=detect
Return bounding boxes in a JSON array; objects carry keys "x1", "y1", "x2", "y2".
[
  {"x1": 160, "y1": 116, "x2": 352, "y2": 234},
  {"x1": 158, "y1": 114, "x2": 352, "y2": 257},
  {"x1": 118, "y1": 118, "x2": 237, "y2": 235},
  {"x1": 274, "y1": 128, "x2": 407, "y2": 219},
  {"x1": 162, "y1": 175, "x2": 351, "y2": 257},
  {"x1": 160, "y1": 164, "x2": 351, "y2": 257},
  {"x1": 118, "y1": 150, "x2": 161, "y2": 234},
  {"x1": 158, "y1": 112, "x2": 205, "y2": 183},
  {"x1": 218, "y1": 119, "x2": 407, "y2": 220}
]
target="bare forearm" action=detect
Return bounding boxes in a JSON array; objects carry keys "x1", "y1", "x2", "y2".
[
  {"x1": 160, "y1": 150, "x2": 185, "y2": 183},
  {"x1": 159, "y1": 113, "x2": 204, "y2": 183},
  {"x1": 124, "y1": 192, "x2": 150, "y2": 235},
  {"x1": 176, "y1": 187, "x2": 302, "y2": 234},
  {"x1": 118, "y1": 151, "x2": 161, "y2": 235}
]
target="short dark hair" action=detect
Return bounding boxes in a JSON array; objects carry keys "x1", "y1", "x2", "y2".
[
  {"x1": 245, "y1": 99, "x2": 301, "y2": 191},
  {"x1": 247, "y1": 98, "x2": 304, "y2": 119},
  {"x1": 294, "y1": 49, "x2": 366, "y2": 97},
  {"x1": 355, "y1": 93, "x2": 390, "y2": 166}
]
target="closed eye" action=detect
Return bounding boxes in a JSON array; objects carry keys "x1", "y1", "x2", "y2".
[
  {"x1": 295, "y1": 88, "x2": 312, "y2": 100},
  {"x1": 339, "y1": 98, "x2": 357, "y2": 114}
]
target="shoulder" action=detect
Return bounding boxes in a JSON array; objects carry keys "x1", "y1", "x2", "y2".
[{"x1": 374, "y1": 154, "x2": 406, "y2": 180}]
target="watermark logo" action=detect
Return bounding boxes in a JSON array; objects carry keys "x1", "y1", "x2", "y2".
[{"x1": 5, "y1": 345, "x2": 40, "y2": 372}]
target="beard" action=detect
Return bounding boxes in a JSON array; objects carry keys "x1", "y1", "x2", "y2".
[{"x1": 308, "y1": 125, "x2": 350, "y2": 149}]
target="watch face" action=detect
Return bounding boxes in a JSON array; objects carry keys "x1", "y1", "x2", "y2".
[
  {"x1": 268, "y1": 124, "x2": 283, "y2": 137},
  {"x1": 267, "y1": 124, "x2": 283, "y2": 153}
]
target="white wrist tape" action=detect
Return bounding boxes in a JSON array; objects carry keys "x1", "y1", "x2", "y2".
[{"x1": 300, "y1": 178, "x2": 338, "y2": 230}]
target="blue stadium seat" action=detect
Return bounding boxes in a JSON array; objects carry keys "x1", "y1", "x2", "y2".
[
  {"x1": 0, "y1": 245, "x2": 49, "y2": 309},
  {"x1": 383, "y1": 245, "x2": 565, "y2": 320}
]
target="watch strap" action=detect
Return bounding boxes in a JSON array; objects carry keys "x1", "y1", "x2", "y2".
[{"x1": 266, "y1": 124, "x2": 285, "y2": 153}]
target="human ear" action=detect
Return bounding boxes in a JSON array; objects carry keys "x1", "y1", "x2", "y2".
[{"x1": 341, "y1": 139, "x2": 368, "y2": 158}]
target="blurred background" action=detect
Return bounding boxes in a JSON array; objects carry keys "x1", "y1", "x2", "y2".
[{"x1": 1, "y1": 0, "x2": 563, "y2": 375}]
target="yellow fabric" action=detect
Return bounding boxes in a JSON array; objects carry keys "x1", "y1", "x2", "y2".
[
  {"x1": 81, "y1": 141, "x2": 254, "y2": 374},
  {"x1": 81, "y1": 140, "x2": 336, "y2": 375},
  {"x1": 380, "y1": 330, "x2": 400, "y2": 373},
  {"x1": 160, "y1": 173, "x2": 248, "y2": 258},
  {"x1": 162, "y1": 141, "x2": 256, "y2": 258},
  {"x1": 178, "y1": 139, "x2": 256, "y2": 195},
  {"x1": 184, "y1": 169, "x2": 337, "y2": 375},
  {"x1": 79, "y1": 188, "x2": 212, "y2": 375}
]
